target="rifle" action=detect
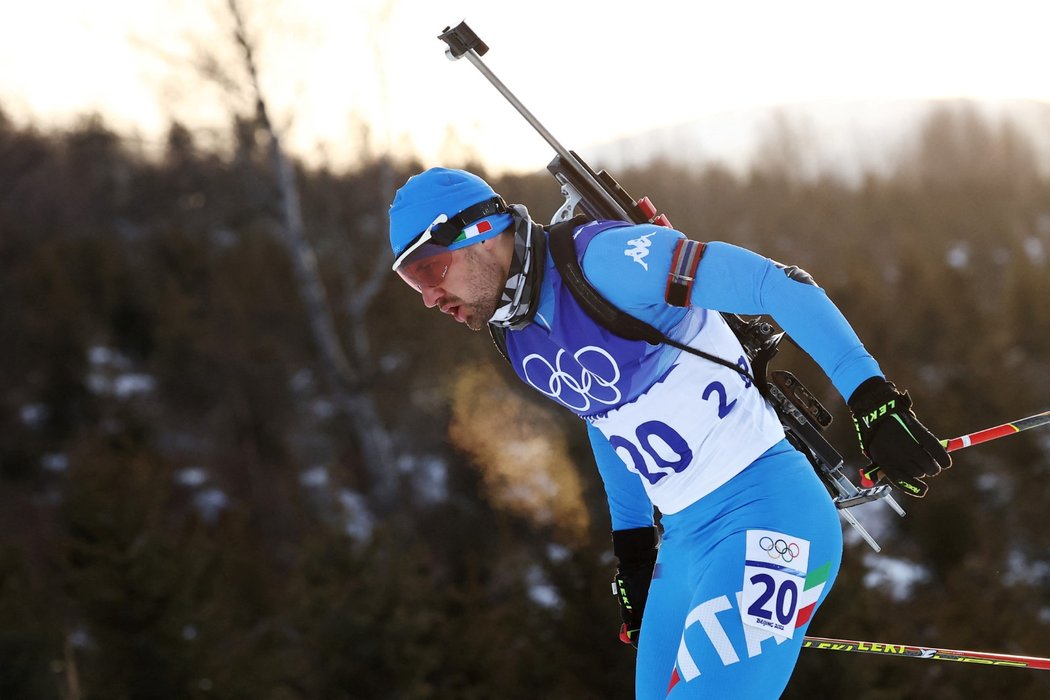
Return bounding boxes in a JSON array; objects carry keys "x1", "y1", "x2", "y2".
[{"x1": 438, "y1": 21, "x2": 905, "y2": 551}]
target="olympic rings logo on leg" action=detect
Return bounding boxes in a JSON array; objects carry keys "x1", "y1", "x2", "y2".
[{"x1": 759, "y1": 536, "x2": 801, "y2": 563}]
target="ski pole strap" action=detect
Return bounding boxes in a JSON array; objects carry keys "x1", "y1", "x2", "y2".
[{"x1": 803, "y1": 636, "x2": 1050, "y2": 671}]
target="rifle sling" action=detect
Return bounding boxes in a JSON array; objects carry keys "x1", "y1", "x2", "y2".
[{"x1": 489, "y1": 217, "x2": 754, "y2": 385}]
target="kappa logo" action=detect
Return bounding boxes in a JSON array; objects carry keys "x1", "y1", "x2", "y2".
[
  {"x1": 521, "y1": 346, "x2": 622, "y2": 412},
  {"x1": 625, "y1": 231, "x2": 657, "y2": 270}
]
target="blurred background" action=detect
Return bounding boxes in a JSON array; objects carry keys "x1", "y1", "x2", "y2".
[{"x1": 1, "y1": 1, "x2": 1048, "y2": 698}]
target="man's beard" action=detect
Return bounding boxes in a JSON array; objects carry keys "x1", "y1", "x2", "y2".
[{"x1": 461, "y1": 246, "x2": 505, "y2": 331}]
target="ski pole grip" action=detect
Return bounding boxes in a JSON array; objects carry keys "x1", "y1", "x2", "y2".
[{"x1": 439, "y1": 21, "x2": 489, "y2": 58}]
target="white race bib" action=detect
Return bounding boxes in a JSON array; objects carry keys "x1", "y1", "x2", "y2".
[
  {"x1": 591, "y1": 312, "x2": 784, "y2": 514},
  {"x1": 740, "y1": 530, "x2": 811, "y2": 639}
]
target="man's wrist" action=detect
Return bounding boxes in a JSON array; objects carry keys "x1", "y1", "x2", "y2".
[{"x1": 612, "y1": 527, "x2": 659, "y2": 565}]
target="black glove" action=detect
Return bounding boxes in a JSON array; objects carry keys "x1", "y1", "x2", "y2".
[
  {"x1": 611, "y1": 526, "x2": 658, "y2": 648},
  {"x1": 848, "y1": 377, "x2": 951, "y2": 498}
]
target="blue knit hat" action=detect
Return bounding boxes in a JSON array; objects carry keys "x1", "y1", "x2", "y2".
[{"x1": 389, "y1": 168, "x2": 513, "y2": 259}]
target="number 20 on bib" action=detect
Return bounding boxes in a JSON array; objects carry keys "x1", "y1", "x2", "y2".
[{"x1": 741, "y1": 530, "x2": 811, "y2": 639}]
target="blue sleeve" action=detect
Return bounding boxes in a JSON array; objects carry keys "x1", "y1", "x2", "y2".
[
  {"x1": 693, "y1": 242, "x2": 882, "y2": 400},
  {"x1": 581, "y1": 224, "x2": 690, "y2": 335},
  {"x1": 587, "y1": 422, "x2": 654, "y2": 531},
  {"x1": 581, "y1": 227, "x2": 881, "y2": 401}
]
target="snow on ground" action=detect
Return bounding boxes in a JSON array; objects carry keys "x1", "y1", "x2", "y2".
[
  {"x1": 338, "y1": 489, "x2": 374, "y2": 541},
  {"x1": 862, "y1": 552, "x2": 930, "y2": 601},
  {"x1": 86, "y1": 345, "x2": 156, "y2": 398}
]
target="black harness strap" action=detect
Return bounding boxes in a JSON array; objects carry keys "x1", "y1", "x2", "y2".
[
  {"x1": 489, "y1": 218, "x2": 756, "y2": 386},
  {"x1": 545, "y1": 218, "x2": 756, "y2": 385}
]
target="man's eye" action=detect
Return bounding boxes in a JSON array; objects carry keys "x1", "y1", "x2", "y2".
[{"x1": 418, "y1": 259, "x2": 447, "y2": 283}]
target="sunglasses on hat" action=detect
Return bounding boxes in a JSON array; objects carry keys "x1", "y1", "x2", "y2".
[{"x1": 391, "y1": 197, "x2": 507, "y2": 291}]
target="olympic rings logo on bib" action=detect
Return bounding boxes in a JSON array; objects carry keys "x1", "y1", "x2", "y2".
[
  {"x1": 521, "y1": 346, "x2": 622, "y2": 412},
  {"x1": 759, "y1": 536, "x2": 801, "y2": 563}
]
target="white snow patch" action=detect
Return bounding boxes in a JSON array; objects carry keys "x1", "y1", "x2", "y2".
[
  {"x1": 290, "y1": 368, "x2": 314, "y2": 393},
  {"x1": 1023, "y1": 237, "x2": 1046, "y2": 265},
  {"x1": 1004, "y1": 549, "x2": 1050, "y2": 586},
  {"x1": 86, "y1": 347, "x2": 156, "y2": 398},
  {"x1": 175, "y1": 467, "x2": 209, "y2": 487},
  {"x1": 299, "y1": 465, "x2": 329, "y2": 488},
  {"x1": 193, "y1": 488, "x2": 229, "y2": 523},
  {"x1": 975, "y1": 472, "x2": 1003, "y2": 492},
  {"x1": 88, "y1": 345, "x2": 128, "y2": 368},
  {"x1": 20, "y1": 403, "x2": 48, "y2": 428},
  {"x1": 338, "y1": 489, "x2": 374, "y2": 541},
  {"x1": 547, "y1": 543, "x2": 571, "y2": 564},
  {"x1": 973, "y1": 471, "x2": 1014, "y2": 506},
  {"x1": 211, "y1": 226, "x2": 238, "y2": 249},
  {"x1": 41, "y1": 453, "x2": 69, "y2": 472},
  {"x1": 946, "y1": 243, "x2": 970, "y2": 269},
  {"x1": 68, "y1": 626, "x2": 94, "y2": 650},
  {"x1": 86, "y1": 373, "x2": 109, "y2": 395},
  {"x1": 380, "y1": 352, "x2": 406, "y2": 373},
  {"x1": 415, "y1": 456, "x2": 448, "y2": 503},
  {"x1": 112, "y1": 373, "x2": 156, "y2": 398},
  {"x1": 396, "y1": 454, "x2": 448, "y2": 503},
  {"x1": 526, "y1": 564, "x2": 562, "y2": 609},
  {"x1": 841, "y1": 498, "x2": 899, "y2": 549},
  {"x1": 863, "y1": 553, "x2": 929, "y2": 601},
  {"x1": 310, "y1": 398, "x2": 336, "y2": 419}
]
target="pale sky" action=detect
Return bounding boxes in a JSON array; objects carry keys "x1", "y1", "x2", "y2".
[{"x1": 1, "y1": 0, "x2": 1048, "y2": 172}]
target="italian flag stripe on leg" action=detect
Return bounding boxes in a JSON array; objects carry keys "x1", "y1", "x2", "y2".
[{"x1": 795, "y1": 561, "x2": 833, "y2": 629}]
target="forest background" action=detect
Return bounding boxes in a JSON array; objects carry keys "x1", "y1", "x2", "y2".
[{"x1": 1, "y1": 4, "x2": 1049, "y2": 699}]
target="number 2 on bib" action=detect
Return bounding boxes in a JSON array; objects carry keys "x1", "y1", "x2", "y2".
[{"x1": 702, "y1": 380, "x2": 737, "y2": 418}]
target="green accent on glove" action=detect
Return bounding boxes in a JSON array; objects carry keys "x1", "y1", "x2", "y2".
[
  {"x1": 848, "y1": 378, "x2": 951, "y2": 498},
  {"x1": 611, "y1": 527, "x2": 658, "y2": 648}
]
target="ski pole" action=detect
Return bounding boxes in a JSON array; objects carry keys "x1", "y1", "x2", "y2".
[
  {"x1": 803, "y1": 635, "x2": 1050, "y2": 670},
  {"x1": 939, "y1": 410, "x2": 1050, "y2": 453},
  {"x1": 861, "y1": 410, "x2": 1050, "y2": 487}
]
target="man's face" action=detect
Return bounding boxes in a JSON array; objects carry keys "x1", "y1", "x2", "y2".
[{"x1": 416, "y1": 242, "x2": 506, "y2": 331}]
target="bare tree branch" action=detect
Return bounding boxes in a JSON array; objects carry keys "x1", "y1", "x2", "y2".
[
  {"x1": 211, "y1": 0, "x2": 399, "y2": 509},
  {"x1": 349, "y1": 246, "x2": 392, "y2": 317}
]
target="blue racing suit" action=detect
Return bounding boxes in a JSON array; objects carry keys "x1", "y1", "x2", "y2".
[{"x1": 502, "y1": 220, "x2": 881, "y2": 698}]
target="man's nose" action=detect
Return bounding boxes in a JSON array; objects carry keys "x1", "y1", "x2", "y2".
[{"x1": 420, "y1": 285, "x2": 442, "y2": 308}]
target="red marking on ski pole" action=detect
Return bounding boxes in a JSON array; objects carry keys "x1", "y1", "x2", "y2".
[{"x1": 942, "y1": 411, "x2": 1050, "y2": 453}]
